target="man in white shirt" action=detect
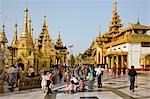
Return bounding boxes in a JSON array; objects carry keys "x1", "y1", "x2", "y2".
[
  {"x1": 71, "y1": 75, "x2": 78, "y2": 85},
  {"x1": 95, "y1": 65, "x2": 104, "y2": 88},
  {"x1": 8, "y1": 65, "x2": 16, "y2": 91}
]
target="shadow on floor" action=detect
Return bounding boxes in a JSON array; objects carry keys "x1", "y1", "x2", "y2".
[{"x1": 44, "y1": 91, "x2": 57, "y2": 99}]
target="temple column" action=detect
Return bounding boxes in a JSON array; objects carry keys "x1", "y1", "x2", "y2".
[
  {"x1": 106, "y1": 56, "x2": 111, "y2": 68},
  {"x1": 116, "y1": 55, "x2": 119, "y2": 68},
  {"x1": 121, "y1": 55, "x2": 124, "y2": 68},
  {"x1": 126, "y1": 55, "x2": 129, "y2": 68},
  {"x1": 111, "y1": 56, "x2": 115, "y2": 68}
]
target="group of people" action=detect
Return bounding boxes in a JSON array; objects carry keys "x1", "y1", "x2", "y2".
[
  {"x1": 4, "y1": 65, "x2": 22, "y2": 92},
  {"x1": 65, "y1": 75, "x2": 85, "y2": 94},
  {"x1": 1, "y1": 63, "x2": 137, "y2": 94},
  {"x1": 2, "y1": 65, "x2": 35, "y2": 92},
  {"x1": 105, "y1": 66, "x2": 127, "y2": 77},
  {"x1": 41, "y1": 70, "x2": 54, "y2": 94},
  {"x1": 40, "y1": 66, "x2": 64, "y2": 94},
  {"x1": 62, "y1": 65, "x2": 105, "y2": 93}
]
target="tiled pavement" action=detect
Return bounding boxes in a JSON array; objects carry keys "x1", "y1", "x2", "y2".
[{"x1": 0, "y1": 71, "x2": 150, "y2": 99}]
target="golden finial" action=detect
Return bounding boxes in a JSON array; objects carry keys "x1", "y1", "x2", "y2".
[
  {"x1": 93, "y1": 36, "x2": 95, "y2": 42},
  {"x1": 43, "y1": 16, "x2": 47, "y2": 26},
  {"x1": 113, "y1": 0, "x2": 117, "y2": 13},
  {"x1": 98, "y1": 26, "x2": 101, "y2": 37},
  {"x1": 15, "y1": 21, "x2": 18, "y2": 28},
  {"x1": 23, "y1": 6, "x2": 29, "y2": 34},
  {"x1": 28, "y1": 16, "x2": 32, "y2": 33},
  {"x1": 58, "y1": 31, "x2": 61, "y2": 37},
  {"x1": 12, "y1": 22, "x2": 18, "y2": 46},
  {"x1": 15, "y1": 21, "x2": 18, "y2": 34},
  {"x1": 137, "y1": 18, "x2": 140, "y2": 24},
  {"x1": 25, "y1": 0, "x2": 28, "y2": 11},
  {"x1": 24, "y1": 7, "x2": 28, "y2": 12},
  {"x1": 2, "y1": 24, "x2": 5, "y2": 32}
]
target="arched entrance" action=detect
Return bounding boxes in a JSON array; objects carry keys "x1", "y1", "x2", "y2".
[{"x1": 18, "y1": 63, "x2": 24, "y2": 71}]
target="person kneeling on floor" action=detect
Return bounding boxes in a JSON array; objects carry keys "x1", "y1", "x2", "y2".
[
  {"x1": 76, "y1": 78, "x2": 85, "y2": 92},
  {"x1": 65, "y1": 80, "x2": 76, "y2": 94}
]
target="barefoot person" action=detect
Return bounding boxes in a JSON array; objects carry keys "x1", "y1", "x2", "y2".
[
  {"x1": 41, "y1": 71, "x2": 47, "y2": 93},
  {"x1": 128, "y1": 66, "x2": 137, "y2": 92}
]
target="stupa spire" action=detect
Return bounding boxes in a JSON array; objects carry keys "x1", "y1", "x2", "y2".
[
  {"x1": 108, "y1": 0, "x2": 122, "y2": 34},
  {"x1": 12, "y1": 22, "x2": 18, "y2": 46}
]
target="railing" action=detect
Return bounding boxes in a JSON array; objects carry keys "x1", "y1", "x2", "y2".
[{"x1": 18, "y1": 76, "x2": 41, "y2": 90}]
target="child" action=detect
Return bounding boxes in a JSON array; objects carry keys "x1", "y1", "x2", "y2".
[{"x1": 41, "y1": 71, "x2": 47, "y2": 93}]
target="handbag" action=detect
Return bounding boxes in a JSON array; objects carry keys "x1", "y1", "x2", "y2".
[{"x1": 135, "y1": 79, "x2": 138, "y2": 88}]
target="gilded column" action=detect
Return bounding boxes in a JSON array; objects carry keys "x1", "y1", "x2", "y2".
[
  {"x1": 121, "y1": 55, "x2": 124, "y2": 68},
  {"x1": 106, "y1": 56, "x2": 111, "y2": 68},
  {"x1": 111, "y1": 56, "x2": 115, "y2": 68},
  {"x1": 126, "y1": 55, "x2": 129, "y2": 68},
  {"x1": 116, "y1": 55, "x2": 119, "y2": 68}
]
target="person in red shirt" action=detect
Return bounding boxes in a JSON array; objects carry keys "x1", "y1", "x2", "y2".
[{"x1": 47, "y1": 71, "x2": 53, "y2": 94}]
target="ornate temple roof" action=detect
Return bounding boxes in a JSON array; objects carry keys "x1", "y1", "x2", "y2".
[
  {"x1": 38, "y1": 16, "x2": 53, "y2": 49},
  {"x1": 108, "y1": 0, "x2": 122, "y2": 35},
  {"x1": 129, "y1": 23, "x2": 150, "y2": 30},
  {"x1": 95, "y1": 0, "x2": 150, "y2": 48},
  {"x1": 0, "y1": 25, "x2": 8, "y2": 43},
  {"x1": 11, "y1": 23, "x2": 18, "y2": 47},
  {"x1": 56, "y1": 32, "x2": 63, "y2": 46}
]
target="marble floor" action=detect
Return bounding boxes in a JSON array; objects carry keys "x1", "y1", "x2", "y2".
[{"x1": 0, "y1": 71, "x2": 150, "y2": 99}]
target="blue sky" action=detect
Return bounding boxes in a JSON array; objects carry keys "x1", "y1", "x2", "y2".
[{"x1": 0, "y1": 0, "x2": 150, "y2": 55}]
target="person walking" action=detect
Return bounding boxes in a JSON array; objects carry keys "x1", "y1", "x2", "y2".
[
  {"x1": 47, "y1": 71, "x2": 53, "y2": 94},
  {"x1": 95, "y1": 65, "x2": 104, "y2": 88},
  {"x1": 87, "y1": 67, "x2": 94, "y2": 91},
  {"x1": 7, "y1": 65, "x2": 16, "y2": 92},
  {"x1": 128, "y1": 66, "x2": 137, "y2": 92}
]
